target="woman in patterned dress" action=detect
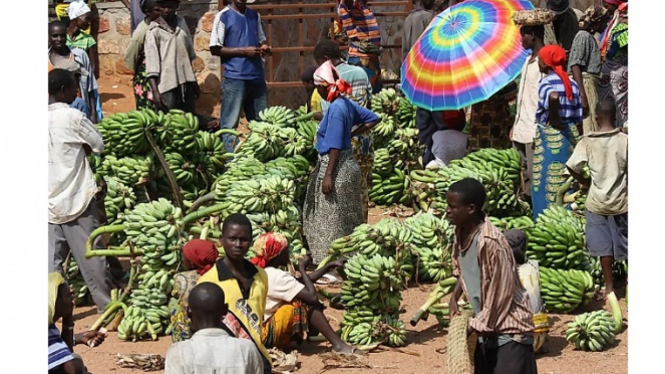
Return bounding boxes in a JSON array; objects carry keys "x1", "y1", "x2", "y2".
[
  {"x1": 303, "y1": 61, "x2": 381, "y2": 267},
  {"x1": 124, "y1": 0, "x2": 162, "y2": 111},
  {"x1": 599, "y1": 1, "x2": 628, "y2": 128},
  {"x1": 531, "y1": 45, "x2": 583, "y2": 219},
  {"x1": 169, "y1": 239, "x2": 219, "y2": 343}
]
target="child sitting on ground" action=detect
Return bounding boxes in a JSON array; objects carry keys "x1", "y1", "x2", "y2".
[{"x1": 566, "y1": 100, "x2": 628, "y2": 301}]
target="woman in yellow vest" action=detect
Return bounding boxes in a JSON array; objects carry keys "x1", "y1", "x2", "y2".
[{"x1": 197, "y1": 213, "x2": 272, "y2": 374}]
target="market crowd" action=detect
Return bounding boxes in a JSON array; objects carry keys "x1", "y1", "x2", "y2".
[{"x1": 48, "y1": 0, "x2": 627, "y2": 373}]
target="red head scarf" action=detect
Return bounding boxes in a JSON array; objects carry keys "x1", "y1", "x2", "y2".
[
  {"x1": 538, "y1": 45, "x2": 574, "y2": 101},
  {"x1": 603, "y1": 0, "x2": 627, "y2": 6},
  {"x1": 250, "y1": 232, "x2": 289, "y2": 269},
  {"x1": 183, "y1": 239, "x2": 219, "y2": 275},
  {"x1": 313, "y1": 61, "x2": 352, "y2": 102}
]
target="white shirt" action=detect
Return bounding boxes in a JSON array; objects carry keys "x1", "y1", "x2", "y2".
[
  {"x1": 512, "y1": 55, "x2": 545, "y2": 144},
  {"x1": 164, "y1": 328, "x2": 264, "y2": 374},
  {"x1": 264, "y1": 267, "x2": 304, "y2": 321},
  {"x1": 48, "y1": 103, "x2": 104, "y2": 224}
]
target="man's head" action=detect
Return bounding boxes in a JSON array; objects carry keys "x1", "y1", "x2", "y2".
[
  {"x1": 519, "y1": 25, "x2": 544, "y2": 51},
  {"x1": 232, "y1": 0, "x2": 255, "y2": 12},
  {"x1": 49, "y1": 69, "x2": 79, "y2": 104},
  {"x1": 49, "y1": 21, "x2": 69, "y2": 52},
  {"x1": 67, "y1": 1, "x2": 92, "y2": 30},
  {"x1": 141, "y1": 0, "x2": 163, "y2": 21},
  {"x1": 445, "y1": 178, "x2": 486, "y2": 226},
  {"x1": 301, "y1": 65, "x2": 318, "y2": 92},
  {"x1": 221, "y1": 213, "x2": 253, "y2": 261},
  {"x1": 595, "y1": 100, "x2": 617, "y2": 127},
  {"x1": 157, "y1": 0, "x2": 180, "y2": 20},
  {"x1": 547, "y1": 0, "x2": 570, "y2": 18},
  {"x1": 187, "y1": 283, "x2": 228, "y2": 333},
  {"x1": 422, "y1": 0, "x2": 436, "y2": 11},
  {"x1": 503, "y1": 230, "x2": 527, "y2": 265},
  {"x1": 313, "y1": 39, "x2": 342, "y2": 65}
]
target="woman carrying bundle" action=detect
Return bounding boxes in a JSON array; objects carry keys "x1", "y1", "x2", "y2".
[
  {"x1": 249, "y1": 232, "x2": 358, "y2": 355},
  {"x1": 303, "y1": 61, "x2": 381, "y2": 268}
]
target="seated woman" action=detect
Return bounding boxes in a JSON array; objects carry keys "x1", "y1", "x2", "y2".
[
  {"x1": 48, "y1": 273, "x2": 106, "y2": 374},
  {"x1": 169, "y1": 239, "x2": 219, "y2": 343},
  {"x1": 250, "y1": 232, "x2": 359, "y2": 355}
]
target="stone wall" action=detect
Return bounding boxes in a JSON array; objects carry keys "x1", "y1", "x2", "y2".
[{"x1": 96, "y1": 0, "x2": 597, "y2": 115}]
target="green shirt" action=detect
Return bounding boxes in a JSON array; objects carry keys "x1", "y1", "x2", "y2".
[{"x1": 67, "y1": 32, "x2": 96, "y2": 52}]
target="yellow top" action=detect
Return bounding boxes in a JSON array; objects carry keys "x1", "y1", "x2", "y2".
[{"x1": 310, "y1": 89, "x2": 322, "y2": 113}]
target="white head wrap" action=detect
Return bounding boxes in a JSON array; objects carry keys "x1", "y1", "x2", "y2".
[{"x1": 67, "y1": 1, "x2": 91, "y2": 20}]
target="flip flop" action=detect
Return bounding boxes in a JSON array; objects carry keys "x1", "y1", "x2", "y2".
[{"x1": 316, "y1": 273, "x2": 341, "y2": 285}]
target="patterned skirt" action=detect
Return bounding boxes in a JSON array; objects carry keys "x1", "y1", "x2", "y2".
[
  {"x1": 531, "y1": 123, "x2": 580, "y2": 220},
  {"x1": 169, "y1": 271, "x2": 201, "y2": 343},
  {"x1": 261, "y1": 301, "x2": 309, "y2": 349},
  {"x1": 303, "y1": 149, "x2": 363, "y2": 264},
  {"x1": 133, "y1": 57, "x2": 157, "y2": 111},
  {"x1": 351, "y1": 133, "x2": 375, "y2": 223}
]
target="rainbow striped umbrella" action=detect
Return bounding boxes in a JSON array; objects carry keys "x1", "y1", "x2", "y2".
[{"x1": 400, "y1": 0, "x2": 534, "y2": 111}]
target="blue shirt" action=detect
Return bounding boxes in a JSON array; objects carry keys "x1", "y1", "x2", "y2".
[
  {"x1": 70, "y1": 97, "x2": 92, "y2": 120},
  {"x1": 535, "y1": 73, "x2": 583, "y2": 125},
  {"x1": 210, "y1": 6, "x2": 267, "y2": 81},
  {"x1": 48, "y1": 324, "x2": 74, "y2": 370},
  {"x1": 316, "y1": 97, "x2": 380, "y2": 155}
]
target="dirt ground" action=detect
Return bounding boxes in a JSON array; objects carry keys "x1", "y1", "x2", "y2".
[{"x1": 76, "y1": 80, "x2": 629, "y2": 374}]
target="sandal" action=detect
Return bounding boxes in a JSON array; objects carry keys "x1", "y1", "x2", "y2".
[{"x1": 316, "y1": 273, "x2": 341, "y2": 285}]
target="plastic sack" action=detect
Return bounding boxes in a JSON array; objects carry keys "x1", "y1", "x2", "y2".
[{"x1": 518, "y1": 260, "x2": 543, "y2": 314}]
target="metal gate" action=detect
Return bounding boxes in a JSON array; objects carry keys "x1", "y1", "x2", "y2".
[{"x1": 252, "y1": 0, "x2": 413, "y2": 88}]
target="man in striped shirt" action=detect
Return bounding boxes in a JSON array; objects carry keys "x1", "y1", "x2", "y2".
[{"x1": 446, "y1": 178, "x2": 538, "y2": 374}]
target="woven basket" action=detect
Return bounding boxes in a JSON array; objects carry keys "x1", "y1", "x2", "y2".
[
  {"x1": 512, "y1": 9, "x2": 556, "y2": 26},
  {"x1": 447, "y1": 310, "x2": 475, "y2": 374}
]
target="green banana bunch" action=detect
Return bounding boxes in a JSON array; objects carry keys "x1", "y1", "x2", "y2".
[
  {"x1": 488, "y1": 216, "x2": 535, "y2": 232},
  {"x1": 278, "y1": 127, "x2": 309, "y2": 157},
  {"x1": 340, "y1": 253, "x2": 405, "y2": 311},
  {"x1": 451, "y1": 148, "x2": 522, "y2": 183},
  {"x1": 258, "y1": 106, "x2": 297, "y2": 128},
  {"x1": 372, "y1": 113, "x2": 397, "y2": 148},
  {"x1": 163, "y1": 152, "x2": 199, "y2": 186},
  {"x1": 235, "y1": 121, "x2": 285, "y2": 162},
  {"x1": 194, "y1": 131, "x2": 233, "y2": 179},
  {"x1": 117, "y1": 304, "x2": 170, "y2": 342},
  {"x1": 157, "y1": 110, "x2": 200, "y2": 155},
  {"x1": 65, "y1": 258, "x2": 91, "y2": 306},
  {"x1": 408, "y1": 169, "x2": 440, "y2": 212},
  {"x1": 370, "y1": 88, "x2": 400, "y2": 116},
  {"x1": 526, "y1": 207, "x2": 587, "y2": 270},
  {"x1": 296, "y1": 120, "x2": 318, "y2": 148},
  {"x1": 539, "y1": 267, "x2": 595, "y2": 313},
  {"x1": 123, "y1": 198, "x2": 185, "y2": 258},
  {"x1": 565, "y1": 310, "x2": 616, "y2": 352},
  {"x1": 395, "y1": 97, "x2": 416, "y2": 128},
  {"x1": 372, "y1": 148, "x2": 394, "y2": 175},
  {"x1": 104, "y1": 176, "x2": 137, "y2": 224},
  {"x1": 405, "y1": 213, "x2": 454, "y2": 282},
  {"x1": 369, "y1": 169, "x2": 410, "y2": 206},
  {"x1": 102, "y1": 154, "x2": 153, "y2": 186},
  {"x1": 96, "y1": 110, "x2": 155, "y2": 157}
]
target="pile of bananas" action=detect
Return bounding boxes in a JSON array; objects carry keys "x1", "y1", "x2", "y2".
[
  {"x1": 123, "y1": 198, "x2": 185, "y2": 260},
  {"x1": 449, "y1": 148, "x2": 521, "y2": 185},
  {"x1": 163, "y1": 152, "x2": 199, "y2": 186},
  {"x1": 118, "y1": 269, "x2": 174, "y2": 341},
  {"x1": 488, "y1": 216, "x2": 535, "y2": 231},
  {"x1": 372, "y1": 113, "x2": 398, "y2": 147},
  {"x1": 410, "y1": 277, "x2": 460, "y2": 326},
  {"x1": 157, "y1": 110, "x2": 199, "y2": 155},
  {"x1": 540, "y1": 267, "x2": 595, "y2": 313},
  {"x1": 96, "y1": 110, "x2": 156, "y2": 157},
  {"x1": 526, "y1": 206, "x2": 588, "y2": 270},
  {"x1": 371, "y1": 88, "x2": 401, "y2": 116},
  {"x1": 406, "y1": 213, "x2": 454, "y2": 282},
  {"x1": 236, "y1": 121, "x2": 312, "y2": 162},
  {"x1": 65, "y1": 257, "x2": 91, "y2": 306},
  {"x1": 194, "y1": 131, "x2": 233, "y2": 179},
  {"x1": 104, "y1": 176, "x2": 137, "y2": 224},
  {"x1": 341, "y1": 313, "x2": 407, "y2": 347},
  {"x1": 395, "y1": 97, "x2": 416, "y2": 128},
  {"x1": 565, "y1": 310, "x2": 616, "y2": 352},
  {"x1": 258, "y1": 106, "x2": 297, "y2": 128},
  {"x1": 117, "y1": 304, "x2": 170, "y2": 342},
  {"x1": 370, "y1": 168, "x2": 409, "y2": 206},
  {"x1": 102, "y1": 155, "x2": 153, "y2": 186}
]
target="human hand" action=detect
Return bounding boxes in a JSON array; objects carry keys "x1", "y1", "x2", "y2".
[
  {"x1": 322, "y1": 175, "x2": 334, "y2": 194},
  {"x1": 449, "y1": 298, "x2": 459, "y2": 319},
  {"x1": 77, "y1": 330, "x2": 107, "y2": 347},
  {"x1": 260, "y1": 44, "x2": 271, "y2": 56},
  {"x1": 298, "y1": 255, "x2": 312, "y2": 270},
  {"x1": 150, "y1": 92, "x2": 168, "y2": 112},
  {"x1": 242, "y1": 47, "x2": 262, "y2": 58}
]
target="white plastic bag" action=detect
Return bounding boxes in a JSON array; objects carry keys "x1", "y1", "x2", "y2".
[{"x1": 518, "y1": 260, "x2": 543, "y2": 314}]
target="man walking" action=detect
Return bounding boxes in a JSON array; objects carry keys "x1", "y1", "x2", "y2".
[
  {"x1": 402, "y1": 0, "x2": 436, "y2": 57},
  {"x1": 210, "y1": 0, "x2": 271, "y2": 152},
  {"x1": 511, "y1": 21, "x2": 546, "y2": 201},
  {"x1": 446, "y1": 178, "x2": 537, "y2": 374},
  {"x1": 164, "y1": 283, "x2": 264, "y2": 374}
]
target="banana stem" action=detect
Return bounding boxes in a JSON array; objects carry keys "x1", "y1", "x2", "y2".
[
  {"x1": 87, "y1": 247, "x2": 139, "y2": 258},
  {"x1": 183, "y1": 203, "x2": 228, "y2": 225},
  {"x1": 187, "y1": 191, "x2": 216, "y2": 214},
  {"x1": 85, "y1": 225, "x2": 126, "y2": 258},
  {"x1": 188, "y1": 226, "x2": 222, "y2": 239},
  {"x1": 296, "y1": 112, "x2": 316, "y2": 122},
  {"x1": 410, "y1": 277, "x2": 458, "y2": 326},
  {"x1": 214, "y1": 129, "x2": 240, "y2": 137},
  {"x1": 555, "y1": 177, "x2": 574, "y2": 207},
  {"x1": 145, "y1": 129, "x2": 185, "y2": 212},
  {"x1": 91, "y1": 301, "x2": 126, "y2": 331}
]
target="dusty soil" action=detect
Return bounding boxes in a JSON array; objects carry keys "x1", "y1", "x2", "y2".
[{"x1": 75, "y1": 81, "x2": 629, "y2": 374}]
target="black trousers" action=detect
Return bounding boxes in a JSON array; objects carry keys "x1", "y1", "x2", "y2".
[
  {"x1": 416, "y1": 107, "x2": 447, "y2": 165},
  {"x1": 162, "y1": 82, "x2": 197, "y2": 114},
  {"x1": 474, "y1": 341, "x2": 538, "y2": 374}
]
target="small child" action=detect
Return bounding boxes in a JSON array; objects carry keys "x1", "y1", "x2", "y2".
[
  {"x1": 566, "y1": 100, "x2": 628, "y2": 299},
  {"x1": 301, "y1": 65, "x2": 322, "y2": 117},
  {"x1": 504, "y1": 229, "x2": 549, "y2": 353}
]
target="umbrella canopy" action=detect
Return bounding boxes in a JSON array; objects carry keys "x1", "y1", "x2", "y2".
[{"x1": 400, "y1": 0, "x2": 534, "y2": 111}]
